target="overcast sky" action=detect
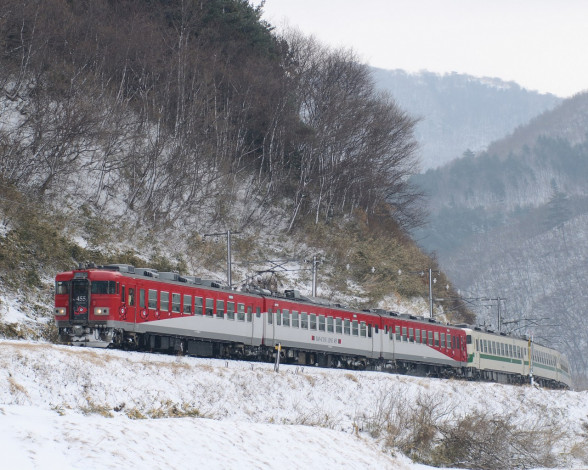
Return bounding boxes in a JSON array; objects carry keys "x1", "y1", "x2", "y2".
[{"x1": 255, "y1": 0, "x2": 588, "y2": 98}]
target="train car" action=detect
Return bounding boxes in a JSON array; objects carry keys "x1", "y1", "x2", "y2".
[
  {"x1": 261, "y1": 292, "x2": 381, "y2": 368},
  {"x1": 55, "y1": 264, "x2": 267, "y2": 357},
  {"x1": 55, "y1": 264, "x2": 571, "y2": 387},
  {"x1": 463, "y1": 327, "x2": 572, "y2": 389},
  {"x1": 379, "y1": 314, "x2": 468, "y2": 377}
]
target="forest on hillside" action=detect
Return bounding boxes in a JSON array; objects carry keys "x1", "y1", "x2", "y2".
[
  {"x1": 412, "y1": 93, "x2": 588, "y2": 384},
  {"x1": 0, "y1": 1, "x2": 474, "y2": 323},
  {"x1": 0, "y1": 0, "x2": 422, "y2": 233}
]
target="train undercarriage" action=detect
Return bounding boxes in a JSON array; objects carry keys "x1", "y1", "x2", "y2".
[{"x1": 58, "y1": 326, "x2": 567, "y2": 389}]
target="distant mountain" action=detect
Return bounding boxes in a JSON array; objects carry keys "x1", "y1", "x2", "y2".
[
  {"x1": 410, "y1": 92, "x2": 588, "y2": 384},
  {"x1": 371, "y1": 68, "x2": 562, "y2": 170}
]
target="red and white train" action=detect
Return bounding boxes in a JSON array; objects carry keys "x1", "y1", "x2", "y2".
[{"x1": 54, "y1": 264, "x2": 572, "y2": 388}]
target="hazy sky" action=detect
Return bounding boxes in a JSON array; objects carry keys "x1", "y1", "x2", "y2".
[{"x1": 255, "y1": 0, "x2": 588, "y2": 98}]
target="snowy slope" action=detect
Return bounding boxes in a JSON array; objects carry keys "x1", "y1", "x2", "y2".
[{"x1": 1, "y1": 340, "x2": 588, "y2": 469}]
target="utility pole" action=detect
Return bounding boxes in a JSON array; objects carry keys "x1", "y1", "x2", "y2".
[
  {"x1": 428, "y1": 268, "x2": 434, "y2": 319},
  {"x1": 311, "y1": 255, "x2": 320, "y2": 297},
  {"x1": 478, "y1": 297, "x2": 506, "y2": 332},
  {"x1": 398, "y1": 268, "x2": 440, "y2": 318},
  {"x1": 203, "y1": 230, "x2": 241, "y2": 288}
]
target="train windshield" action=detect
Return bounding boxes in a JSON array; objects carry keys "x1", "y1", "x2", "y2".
[{"x1": 91, "y1": 281, "x2": 117, "y2": 294}]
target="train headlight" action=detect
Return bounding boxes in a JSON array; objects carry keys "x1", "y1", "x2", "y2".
[
  {"x1": 55, "y1": 307, "x2": 67, "y2": 316},
  {"x1": 94, "y1": 307, "x2": 109, "y2": 316}
]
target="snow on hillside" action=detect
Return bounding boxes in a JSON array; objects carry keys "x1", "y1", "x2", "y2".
[{"x1": 1, "y1": 340, "x2": 588, "y2": 469}]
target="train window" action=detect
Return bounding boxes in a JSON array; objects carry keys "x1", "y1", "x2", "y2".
[
  {"x1": 194, "y1": 297, "x2": 203, "y2": 315},
  {"x1": 309, "y1": 314, "x2": 317, "y2": 330},
  {"x1": 372, "y1": 325, "x2": 377, "y2": 335},
  {"x1": 183, "y1": 295, "x2": 192, "y2": 314},
  {"x1": 434, "y1": 332, "x2": 439, "y2": 347},
  {"x1": 344, "y1": 319, "x2": 351, "y2": 335},
  {"x1": 128, "y1": 288, "x2": 135, "y2": 306},
  {"x1": 139, "y1": 289, "x2": 146, "y2": 308},
  {"x1": 409, "y1": 328, "x2": 414, "y2": 343},
  {"x1": 422, "y1": 329, "x2": 427, "y2": 344},
  {"x1": 501, "y1": 343, "x2": 505, "y2": 356},
  {"x1": 121, "y1": 286, "x2": 125, "y2": 303},
  {"x1": 172, "y1": 293, "x2": 181, "y2": 313},
  {"x1": 483, "y1": 340, "x2": 488, "y2": 353},
  {"x1": 447, "y1": 334, "x2": 451, "y2": 349},
  {"x1": 282, "y1": 309, "x2": 290, "y2": 326},
  {"x1": 301, "y1": 312, "x2": 308, "y2": 329},
  {"x1": 292, "y1": 311, "x2": 299, "y2": 328},
  {"x1": 492, "y1": 342, "x2": 497, "y2": 355},
  {"x1": 327, "y1": 316, "x2": 334, "y2": 333},
  {"x1": 352, "y1": 320, "x2": 359, "y2": 336},
  {"x1": 91, "y1": 281, "x2": 116, "y2": 294},
  {"x1": 268, "y1": 308, "x2": 273, "y2": 324},
  {"x1": 55, "y1": 281, "x2": 69, "y2": 294},
  {"x1": 206, "y1": 298, "x2": 214, "y2": 317},
  {"x1": 475, "y1": 339, "x2": 479, "y2": 351},
  {"x1": 396, "y1": 326, "x2": 401, "y2": 341},
  {"x1": 276, "y1": 309, "x2": 282, "y2": 326},
  {"x1": 216, "y1": 300, "x2": 224, "y2": 317},
  {"x1": 428, "y1": 331, "x2": 433, "y2": 346},
  {"x1": 359, "y1": 322, "x2": 366, "y2": 337},
  {"x1": 508, "y1": 344, "x2": 512, "y2": 358},
  {"x1": 149, "y1": 290, "x2": 157, "y2": 309},
  {"x1": 318, "y1": 315, "x2": 325, "y2": 331},
  {"x1": 335, "y1": 318, "x2": 342, "y2": 334},
  {"x1": 389, "y1": 327, "x2": 394, "y2": 340},
  {"x1": 161, "y1": 292, "x2": 169, "y2": 311},
  {"x1": 402, "y1": 327, "x2": 407, "y2": 340},
  {"x1": 441, "y1": 333, "x2": 445, "y2": 348},
  {"x1": 256, "y1": 307, "x2": 261, "y2": 318},
  {"x1": 247, "y1": 306, "x2": 253, "y2": 322},
  {"x1": 237, "y1": 303, "x2": 245, "y2": 321},
  {"x1": 227, "y1": 302, "x2": 235, "y2": 320}
]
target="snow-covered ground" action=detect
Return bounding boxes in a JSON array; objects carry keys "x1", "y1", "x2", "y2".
[{"x1": 1, "y1": 340, "x2": 588, "y2": 469}]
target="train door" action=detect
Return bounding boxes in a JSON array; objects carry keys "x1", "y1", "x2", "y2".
[
  {"x1": 251, "y1": 304, "x2": 264, "y2": 346},
  {"x1": 71, "y1": 277, "x2": 90, "y2": 323},
  {"x1": 265, "y1": 307, "x2": 275, "y2": 346},
  {"x1": 120, "y1": 282, "x2": 137, "y2": 323},
  {"x1": 376, "y1": 319, "x2": 384, "y2": 359}
]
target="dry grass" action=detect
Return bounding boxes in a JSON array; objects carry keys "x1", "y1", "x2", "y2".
[
  {"x1": 359, "y1": 389, "x2": 566, "y2": 469},
  {"x1": 8, "y1": 376, "x2": 29, "y2": 398},
  {"x1": 80, "y1": 397, "x2": 113, "y2": 418},
  {"x1": 344, "y1": 373, "x2": 359, "y2": 383}
]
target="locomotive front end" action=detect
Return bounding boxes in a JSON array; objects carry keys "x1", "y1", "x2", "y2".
[{"x1": 54, "y1": 269, "x2": 118, "y2": 347}]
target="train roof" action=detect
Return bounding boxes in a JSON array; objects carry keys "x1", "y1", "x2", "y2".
[{"x1": 59, "y1": 263, "x2": 468, "y2": 331}]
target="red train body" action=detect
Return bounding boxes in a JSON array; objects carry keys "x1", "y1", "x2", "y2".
[{"x1": 55, "y1": 264, "x2": 468, "y2": 375}]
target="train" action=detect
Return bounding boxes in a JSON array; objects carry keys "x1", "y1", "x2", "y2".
[{"x1": 54, "y1": 263, "x2": 572, "y2": 389}]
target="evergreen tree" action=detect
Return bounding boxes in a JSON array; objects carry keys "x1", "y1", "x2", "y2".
[{"x1": 545, "y1": 179, "x2": 570, "y2": 230}]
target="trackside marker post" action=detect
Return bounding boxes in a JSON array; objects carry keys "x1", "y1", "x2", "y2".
[{"x1": 274, "y1": 343, "x2": 281, "y2": 372}]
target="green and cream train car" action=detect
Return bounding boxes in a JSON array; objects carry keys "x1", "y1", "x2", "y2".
[{"x1": 463, "y1": 327, "x2": 572, "y2": 389}]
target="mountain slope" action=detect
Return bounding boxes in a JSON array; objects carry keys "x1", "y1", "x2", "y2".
[
  {"x1": 412, "y1": 92, "x2": 588, "y2": 384},
  {"x1": 372, "y1": 69, "x2": 562, "y2": 169}
]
